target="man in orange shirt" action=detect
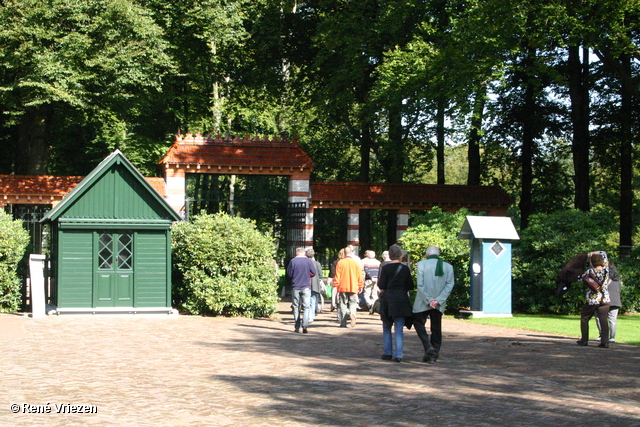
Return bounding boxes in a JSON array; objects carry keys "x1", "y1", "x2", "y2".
[{"x1": 333, "y1": 245, "x2": 364, "y2": 327}]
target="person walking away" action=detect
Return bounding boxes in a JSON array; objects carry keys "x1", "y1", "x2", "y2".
[
  {"x1": 378, "y1": 245, "x2": 414, "y2": 362},
  {"x1": 334, "y1": 246, "x2": 364, "y2": 327},
  {"x1": 346, "y1": 244, "x2": 363, "y2": 268},
  {"x1": 286, "y1": 247, "x2": 317, "y2": 333},
  {"x1": 328, "y1": 248, "x2": 345, "y2": 312},
  {"x1": 380, "y1": 251, "x2": 391, "y2": 268},
  {"x1": 413, "y1": 246, "x2": 454, "y2": 363},
  {"x1": 577, "y1": 252, "x2": 611, "y2": 348},
  {"x1": 362, "y1": 250, "x2": 381, "y2": 312},
  {"x1": 306, "y1": 248, "x2": 324, "y2": 323},
  {"x1": 595, "y1": 255, "x2": 621, "y2": 343}
]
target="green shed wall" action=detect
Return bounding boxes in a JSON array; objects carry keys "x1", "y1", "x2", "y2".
[
  {"x1": 60, "y1": 165, "x2": 170, "y2": 220},
  {"x1": 46, "y1": 151, "x2": 179, "y2": 310},
  {"x1": 134, "y1": 231, "x2": 171, "y2": 307},
  {"x1": 56, "y1": 229, "x2": 171, "y2": 308},
  {"x1": 57, "y1": 230, "x2": 94, "y2": 307}
]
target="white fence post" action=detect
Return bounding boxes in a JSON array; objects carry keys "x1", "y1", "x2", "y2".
[{"x1": 29, "y1": 254, "x2": 47, "y2": 319}]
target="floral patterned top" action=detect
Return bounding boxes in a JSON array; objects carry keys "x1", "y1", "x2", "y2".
[{"x1": 581, "y1": 251, "x2": 611, "y2": 305}]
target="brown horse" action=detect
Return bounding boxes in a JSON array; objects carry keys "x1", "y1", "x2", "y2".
[
  {"x1": 555, "y1": 252, "x2": 620, "y2": 297},
  {"x1": 555, "y1": 253, "x2": 588, "y2": 297}
]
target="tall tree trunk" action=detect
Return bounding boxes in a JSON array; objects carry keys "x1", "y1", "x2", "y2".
[
  {"x1": 228, "y1": 174, "x2": 236, "y2": 215},
  {"x1": 211, "y1": 41, "x2": 223, "y2": 132},
  {"x1": 360, "y1": 125, "x2": 372, "y2": 182},
  {"x1": 436, "y1": 97, "x2": 446, "y2": 185},
  {"x1": 594, "y1": 44, "x2": 639, "y2": 257},
  {"x1": 619, "y1": 53, "x2": 633, "y2": 257},
  {"x1": 387, "y1": 105, "x2": 405, "y2": 183},
  {"x1": 568, "y1": 44, "x2": 590, "y2": 211},
  {"x1": 16, "y1": 106, "x2": 51, "y2": 175},
  {"x1": 386, "y1": 105, "x2": 405, "y2": 247},
  {"x1": 193, "y1": 174, "x2": 202, "y2": 213},
  {"x1": 359, "y1": 125, "x2": 373, "y2": 251},
  {"x1": 387, "y1": 209, "x2": 398, "y2": 247},
  {"x1": 519, "y1": 52, "x2": 536, "y2": 230},
  {"x1": 467, "y1": 86, "x2": 486, "y2": 186}
]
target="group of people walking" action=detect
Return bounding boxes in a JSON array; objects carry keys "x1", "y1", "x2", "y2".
[
  {"x1": 289, "y1": 243, "x2": 622, "y2": 363},
  {"x1": 286, "y1": 243, "x2": 455, "y2": 364}
]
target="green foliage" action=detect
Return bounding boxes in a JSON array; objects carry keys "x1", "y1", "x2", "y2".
[
  {"x1": 513, "y1": 208, "x2": 621, "y2": 314},
  {"x1": 0, "y1": 211, "x2": 30, "y2": 312},
  {"x1": 399, "y1": 207, "x2": 471, "y2": 313},
  {"x1": 0, "y1": 0, "x2": 176, "y2": 174},
  {"x1": 615, "y1": 257, "x2": 640, "y2": 315},
  {"x1": 172, "y1": 212, "x2": 279, "y2": 317}
]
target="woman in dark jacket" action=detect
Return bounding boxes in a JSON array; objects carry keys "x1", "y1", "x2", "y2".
[{"x1": 377, "y1": 244, "x2": 414, "y2": 362}]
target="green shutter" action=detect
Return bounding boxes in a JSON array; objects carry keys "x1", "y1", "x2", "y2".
[
  {"x1": 134, "y1": 231, "x2": 170, "y2": 307},
  {"x1": 57, "y1": 230, "x2": 93, "y2": 307}
]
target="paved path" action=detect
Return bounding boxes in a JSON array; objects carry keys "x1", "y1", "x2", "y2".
[{"x1": 2, "y1": 302, "x2": 640, "y2": 426}]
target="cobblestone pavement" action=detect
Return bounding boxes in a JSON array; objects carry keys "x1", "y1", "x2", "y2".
[{"x1": 2, "y1": 301, "x2": 640, "y2": 427}]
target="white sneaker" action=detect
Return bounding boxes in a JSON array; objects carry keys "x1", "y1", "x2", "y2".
[{"x1": 609, "y1": 339, "x2": 615, "y2": 343}]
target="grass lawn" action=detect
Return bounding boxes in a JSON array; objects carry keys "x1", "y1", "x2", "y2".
[{"x1": 454, "y1": 313, "x2": 640, "y2": 346}]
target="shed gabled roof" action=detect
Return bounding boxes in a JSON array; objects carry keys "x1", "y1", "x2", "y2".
[
  {"x1": 159, "y1": 133, "x2": 314, "y2": 174},
  {"x1": 43, "y1": 150, "x2": 180, "y2": 223}
]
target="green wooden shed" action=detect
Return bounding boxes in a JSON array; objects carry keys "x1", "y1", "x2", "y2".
[{"x1": 42, "y1": 150, "x2": 181, "y2": 315}]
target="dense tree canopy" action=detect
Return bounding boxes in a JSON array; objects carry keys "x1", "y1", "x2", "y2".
[{"x1": 0, "y1": 0, "x2": 639, "y2": 253}]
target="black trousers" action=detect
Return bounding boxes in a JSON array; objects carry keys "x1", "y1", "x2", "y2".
[
  {"x1": 413, "y1": 309, "x2": 442, "y2": 355},
  {"x1": 581, "y1": 303, "x2": 610, "y2": 345}
]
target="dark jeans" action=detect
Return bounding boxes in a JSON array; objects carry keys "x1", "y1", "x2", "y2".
[
  {"x1": 413, "y1": 309, "x2": 442, "y2": 356},
  {"x1": 581, "y1": 303, "x2": 610, "y2": 345}
]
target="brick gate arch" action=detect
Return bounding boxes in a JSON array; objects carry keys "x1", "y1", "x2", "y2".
[{"x1": 159, "y1": 133, "x2": 513, "y2": 258}]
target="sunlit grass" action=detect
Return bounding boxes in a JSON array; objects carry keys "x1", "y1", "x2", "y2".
[{"x1": 453, "y1": 313, "x2": 640, "y2": 345}]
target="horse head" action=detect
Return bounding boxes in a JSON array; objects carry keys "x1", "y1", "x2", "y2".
[{"x1": 555, "y1": 253, "x2": 588, "y2": 297}]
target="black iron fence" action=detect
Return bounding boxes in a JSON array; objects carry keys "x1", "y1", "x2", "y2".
[{"x1": 4, "y1": 204, "x2": 51, "y2": 312}]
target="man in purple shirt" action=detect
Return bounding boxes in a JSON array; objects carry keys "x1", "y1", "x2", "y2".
[{"x1": 287, "y1": 247, "x2": 317, "y2": 333}]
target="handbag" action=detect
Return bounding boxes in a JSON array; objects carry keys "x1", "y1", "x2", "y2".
[{"x1": 582, "y1": 270, "x2": 603, "y2": 293}]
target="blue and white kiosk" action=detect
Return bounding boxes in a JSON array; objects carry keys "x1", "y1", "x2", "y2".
[{"x1": 458, "y1": 216, "x2": 519, "y2": 318}]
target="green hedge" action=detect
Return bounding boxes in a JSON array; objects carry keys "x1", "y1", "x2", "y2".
[
  {"x1": 399, "y1": 206, "x2": 640, "y2": 315},
  {"x1": 513, "y1": 207, "x2": 640, "y2": 314},
  {"x1": 0, "y1": 211, "x2": 30, "y2": 312},
  {"x1": 171, "y1": 212, "x2": 279, "y2": 317},
  {"x1": 399, "y1": 207, "x2": 471, "y2": 313}
]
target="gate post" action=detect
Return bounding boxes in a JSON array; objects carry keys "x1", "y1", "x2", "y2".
[
  {"x1": 164, "y1": 167, "x2": 186, "y2": 219},
  {"x1": 29, "y1": 254, "x2": 47, "y2": 318},
  {"x1": 396, "y1": 209, "x2": 409, "y2": 242},
  {"x1": 347, "y1": 209, "x2": 360, "y2": 255},
  {"x1": 287, "y1": 174, "x2": 313, "y2": 258}
]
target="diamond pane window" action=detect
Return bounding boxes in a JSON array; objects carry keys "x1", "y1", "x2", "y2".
[
  {"x1": 118, "y1": 233, "x2": 133, "y2": 270},
  {"x1": 98, "y1": 233, "x2": 113, "y2": 269},
  {"x1": 491, "y1": 240, "x2": 505, "y2": 257}
]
